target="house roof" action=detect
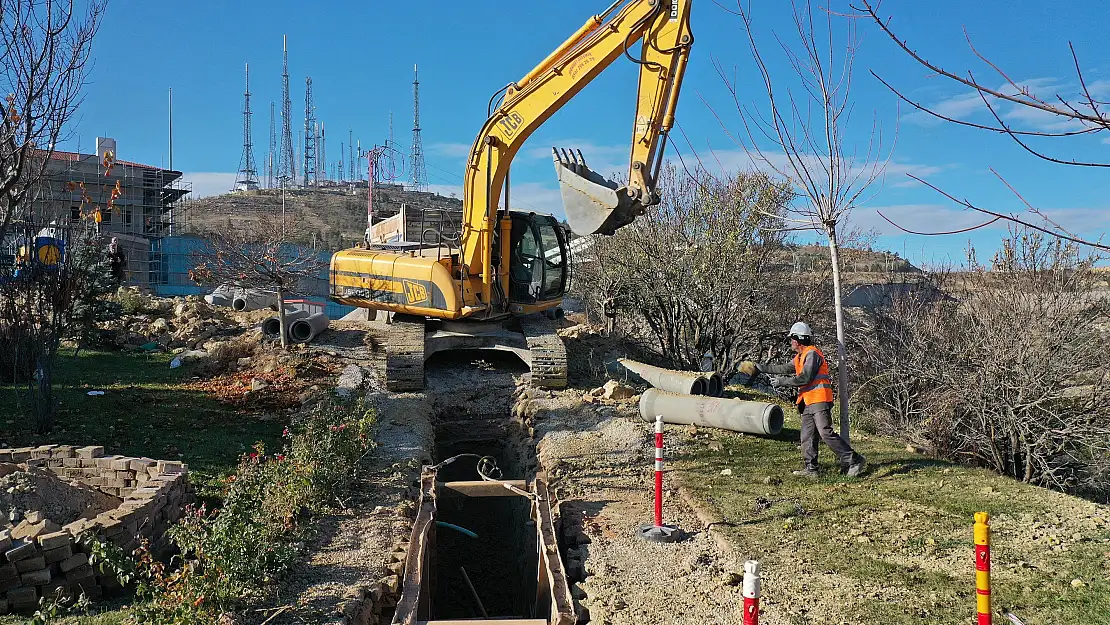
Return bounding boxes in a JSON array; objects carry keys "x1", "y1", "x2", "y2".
[{"x1": 44, "y1": 149, "x2": 164, "y2": 171}]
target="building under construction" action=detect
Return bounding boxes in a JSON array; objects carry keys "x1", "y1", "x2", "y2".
[{"x1": 14, "y1": 137, "x2": 190, "y2": 288}]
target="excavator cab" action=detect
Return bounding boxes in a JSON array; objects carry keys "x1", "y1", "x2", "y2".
[
  {"x1": 553, "y1": 148, "x2": 649, "y2": 236},
  {"x1": 508, "y1": 212, "x2": 569, "y2": 305}
]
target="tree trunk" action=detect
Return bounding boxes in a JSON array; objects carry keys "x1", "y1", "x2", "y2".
[
  {"x1": 825, "y1": 224, "x2": 851, "y2": 444},
  {"x1": 32, "y1": 352, "x2": 53, "y2": 434},
  {"x1": 277, "y1": 289, "x2": 288, "y2": 349}
]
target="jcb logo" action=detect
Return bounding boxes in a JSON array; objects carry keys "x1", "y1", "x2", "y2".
[
  {"x1": 498, "y1": 112, "x2": 524, "y2": 138},
  {"x1": 403, "y1": 280, "x2": 428, "y2": 304}
]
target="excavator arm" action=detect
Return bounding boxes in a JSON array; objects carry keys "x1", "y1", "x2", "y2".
[{"x1": 461, "y1": 0, "x2": 693, "y2": 305}]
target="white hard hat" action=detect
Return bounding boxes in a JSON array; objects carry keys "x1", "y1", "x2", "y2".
[{"x1": 788, "y1": 322, "x2": 812, "y2": 339}]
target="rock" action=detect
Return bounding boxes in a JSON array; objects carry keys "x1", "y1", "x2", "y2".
[
  {"x1": 590, "y1": 386, "x2": 607, "y2": 398},
  {"x1": 251, "y1": 378, "x2": 269, "y2": 391},
  {"x1": 722, "y1": 571, "x2": 743, "y2": 586},
  {"x1": 237, "y1": 357, "x2": 253, "y2": 368},
  {"x1": 708, "y1": 442, "x2": 722, "y2": 451},
  {"x1": 601, "y1": 380, "x2": 635, "y2": 400},
  {"x1": 720, "y1": 469, "x2": 733, "y2": 476},
  {"x1": 763, "y1": 476, "x2": 782, "y2": 486},
  {"x1": 980, "y1": 486, "x2": 996, "y2": 495},
  {"x1": 1071, "y1": 578, "x2": 1086, "y2": 589},
  {"x1": 178, "y1": 350, "x2": 209, "y2": 363},
  {"x1": 856, "y1": 535, "x2": 872, "y2": 544}
]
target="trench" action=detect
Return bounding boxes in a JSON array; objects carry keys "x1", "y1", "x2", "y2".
[{"x1": 432, "y1": 417, "x2": 538, "y2": 619}]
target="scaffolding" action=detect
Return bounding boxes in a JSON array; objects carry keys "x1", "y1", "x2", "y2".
[{"x1": 18, "y1": 146, "x2": 189, "y2": 289}]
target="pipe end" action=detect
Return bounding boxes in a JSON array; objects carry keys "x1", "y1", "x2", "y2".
[{"x1": 765, "y1": 404, "x2": 785, "y2": 436}]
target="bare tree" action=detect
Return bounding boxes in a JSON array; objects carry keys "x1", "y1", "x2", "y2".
[
  {"x1": 713, "y1": 0, "x2": 891, "y2": 442},
  {"x1": 190, "y1": 216, "x2": 323, "y2": 348},
  {"x1": 0, "y1": 0, "x2": 107, "y2": 243},
  {"x1": 573, "y1": 162, "x2": 834, "y2": 379},
  {"x1": 856, "y1": 0, "x2": 1109, "y2": 252}
]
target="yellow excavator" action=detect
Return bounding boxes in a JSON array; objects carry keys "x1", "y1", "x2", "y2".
[{"x1": 329, "y1": 0, "x2": 693, "y2": 391}]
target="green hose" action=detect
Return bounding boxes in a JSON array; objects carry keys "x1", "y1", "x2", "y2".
[{"x1": 436, "y1": 521, "x2": 478, "y2": 539}]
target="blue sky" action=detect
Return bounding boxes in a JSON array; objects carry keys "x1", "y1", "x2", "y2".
[{"x1": 62, "y1": 0, "x2": 1109, "y2": 267}]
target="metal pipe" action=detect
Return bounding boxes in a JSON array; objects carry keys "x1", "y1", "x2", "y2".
[
  {"x1": 638, "y1": 388, "x2": 784, "y2": 436},
  {"x1": 289, "y1": 312, "x2": 330, "y2": 343},
  {"x1": 262, "y1": 309, "x2": 310, "y2": 338},
  {"x1": 618, "y1": 358, "x2": 708, "y2": 396}
]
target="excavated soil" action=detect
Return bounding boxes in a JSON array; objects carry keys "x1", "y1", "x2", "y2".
[{"x1": 0, "y1": 464, "x2": 121, "y2": 527}]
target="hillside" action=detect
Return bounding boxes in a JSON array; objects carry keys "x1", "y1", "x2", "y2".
[{"x1": 183, "y1": 185, "x2": 463, "y2": 250}]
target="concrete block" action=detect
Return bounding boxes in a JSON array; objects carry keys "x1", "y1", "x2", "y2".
[
  {"x1": 0, "y1": 574, "x2": 19, "y2": 594},
  {"x1": 23, "y1": 511, "x2": 43, "y2": 524},
  {"x1": 0, "y1": 449, "x2": 12, "y2": 462},
  {"x1": 102, "y1": 487, "x2": 120, "y2": 496},
  {"x1": 10, "y1": 520, "x2": 47, "y2": 541},
  {"x1": 0, "y1": 530, "x2": 11, "y2": 552},
  {"x1": 79, "y1": 458, "x2": 100, "y2": 468},
  {"x1": 62, "y1": 457, "x2": 81, "y2": 468},
  {"x1": 15, "y1": 555, "x2": 45, "y2": 573},
  {"x1": 51, "y1": 445, "x2": 76, "y2": 458},
  {"x1": 95, "y1": 455, "x2": 121, "y2": 469},
  {"x1": 30, "y1": 445, "x2": 57, "y2": 459},
  {"x1": 76, "y1": 446, "x2": 104, "y2": 459},
  {"x1": 43, "y1": 544, "x2": 71, "y2": 564},
  {"x1": 10, "y1": 449, "x2": 31, "y2": 462},
  {"x1": 129, "y1": 458, "x2": 155, "y2": 472},
  {"x1": 20, "y1": 569, "x2": 50, "y2": 586},
  {"x1": 115, "y1": 470, "x2": 133, "y2": 480},
  {"x1": 6, "y1": 584, "x2": 36, "y2": 604},
  {"x1": 3, "y1": 537, "x2": 35, "y2": 561},
  {"x1": 157, "y1": 460, "x2": 184, "y2": 474},
  {"x1": 109, "y1": 458, "x2": 134, "y2": 471},
  {"x1": 37, "y1": 532, "x2": 71, "y2": 552},
  {"x1": 0, "y1": 563, "x2": 16, "y2": 579},
  {"x1": 64, "y1": 563, "x2": 93, "y2": 582},
  {"x1": 59, "y1": 553, "x2": 87, "y2": 573}
]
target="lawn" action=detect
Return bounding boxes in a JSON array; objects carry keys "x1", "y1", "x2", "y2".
[
  {"x1": 675, "y1": 391, "x2": 1110, "y2": 625},
  {"x1": 0, "y1": 348, "x2": 285, "y2": 499},
  {"x1": 0, "y1": 348, "x2": 288, "y2": 623}
]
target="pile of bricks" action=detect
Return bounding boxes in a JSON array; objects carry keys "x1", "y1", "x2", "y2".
[{"x1": 0, "y1": 444, "x2": 193, "y2": 614}]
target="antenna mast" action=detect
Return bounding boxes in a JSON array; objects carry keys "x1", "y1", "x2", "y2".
[
  {"x1": 235, "y1": 63, "x2": 259, "y2": 190},
  {"x1": 410, "y1": 64, "x2": 427, "y2": 191},
  {"x1": 278, "y1": 35, "x2": 296, "y2": 184},
  {"x1": 303, "y1": 76, "x2": 317, "y2": 187}
]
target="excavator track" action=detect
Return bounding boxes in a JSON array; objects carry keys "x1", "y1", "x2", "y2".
[
  {"x1": 520, "y1": 316, "x2": 568, "y2": 389},
  {"x1": 385, "y1": 314, "x2": 426, "y2": 392}
]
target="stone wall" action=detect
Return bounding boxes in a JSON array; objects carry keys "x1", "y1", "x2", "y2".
[{"x1": 0, "y1": 444, "x2": 193, "y2": 614}]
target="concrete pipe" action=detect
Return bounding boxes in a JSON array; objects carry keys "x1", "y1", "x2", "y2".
[
  {"x1": 232, "y1": 289, "x2": 278, "y2": 312},
  {"x1": 262, "y1": 310, "x2": 310, "y2": 339},
  {"x1": 618, "y1": 358, "x2": 708, "y2": 396},
  {"x1": 706, "y1": 372, "x2": 724, "y2": 398},
  {"x1": 204, "y1": 293, "x2": 233, "y2": 307},
  {"x1": 289, "y1": 312, "x2": 330, "y2": 344},
  {"x1": 638, "y1": 388, "x2": 784, "y2": 436}
]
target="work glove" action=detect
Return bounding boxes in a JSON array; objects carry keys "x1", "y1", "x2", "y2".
[{"x1": 771, "y1": 375, "x2": 792, "y2": 388}]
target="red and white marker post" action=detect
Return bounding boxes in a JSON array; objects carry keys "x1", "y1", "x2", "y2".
[
  {"x1": 742, "y1": 560, "x2": 761, "y2": 625},
  {"x1": 637, "y1": 415, "x2": 681, "y2": 543}
]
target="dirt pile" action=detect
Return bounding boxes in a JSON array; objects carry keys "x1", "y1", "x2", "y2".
[{"x1": 0, "y1": 464, "x2": 120, "y2": 528}]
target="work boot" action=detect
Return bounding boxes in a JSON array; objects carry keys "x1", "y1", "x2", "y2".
[
  {"x1": 792, "y1": 468, "x2": 819, "y2": 479},
  {"x1": 847, "y1": 455, "x2": 867, "y2": 478}
]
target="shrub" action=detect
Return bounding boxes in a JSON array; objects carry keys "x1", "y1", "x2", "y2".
[
  {"x1": 131, "y1": 396, "x2": 375, "y2": 623},
  {"x1": 117, "y1": 286, "x2": 153, "y2": 314},
  {"x1": 853, "y1": 230, "x2": 1110, "y2": 496}
]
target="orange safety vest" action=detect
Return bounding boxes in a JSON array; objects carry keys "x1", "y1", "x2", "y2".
[{"x1": 793, "y1": 345, "x2": 834, "y2": 405}]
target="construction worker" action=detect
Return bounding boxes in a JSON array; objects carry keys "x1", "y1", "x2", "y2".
[{"x1": 741, "y1": 322, "x2": 865, "y2": 478}]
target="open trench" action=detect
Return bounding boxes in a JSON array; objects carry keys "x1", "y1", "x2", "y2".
[{"x1": 375, "y1": 350, "x2": 577, "y2": 625}]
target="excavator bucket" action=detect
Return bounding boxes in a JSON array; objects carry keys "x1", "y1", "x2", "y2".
[{"x1": 553, "y1": 148, "x2": 640, "y2": 236}]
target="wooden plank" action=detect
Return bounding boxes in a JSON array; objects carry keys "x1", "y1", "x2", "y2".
[
  {"x1": 395, "y1": 470, "x2": 439, "y2": 625},
  {"x1": 533, "y1": 477, "x2": 576, "y2": 625},
  {"x1": 438, "y1": 480, "x2": 529, "y2": 498}
]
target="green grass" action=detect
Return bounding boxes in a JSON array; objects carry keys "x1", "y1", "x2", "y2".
[
  {"x1": 0, "y1": 348, "x2": 283, "y2": 499},
  {"x1": 677, "y1": 390, "x2": 1110, "y2": 625},
  {"x1": 0, "y1": 348, "x2": 288, "y2": 623}
]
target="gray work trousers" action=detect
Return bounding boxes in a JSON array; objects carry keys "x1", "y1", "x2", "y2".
[{"x1": 800, "y1": 402, "x2": 859, "y2": 470}]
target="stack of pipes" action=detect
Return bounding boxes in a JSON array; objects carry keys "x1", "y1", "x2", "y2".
[{"x1": 618, "y1": 358, "x2": 783, "y2": 436}]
